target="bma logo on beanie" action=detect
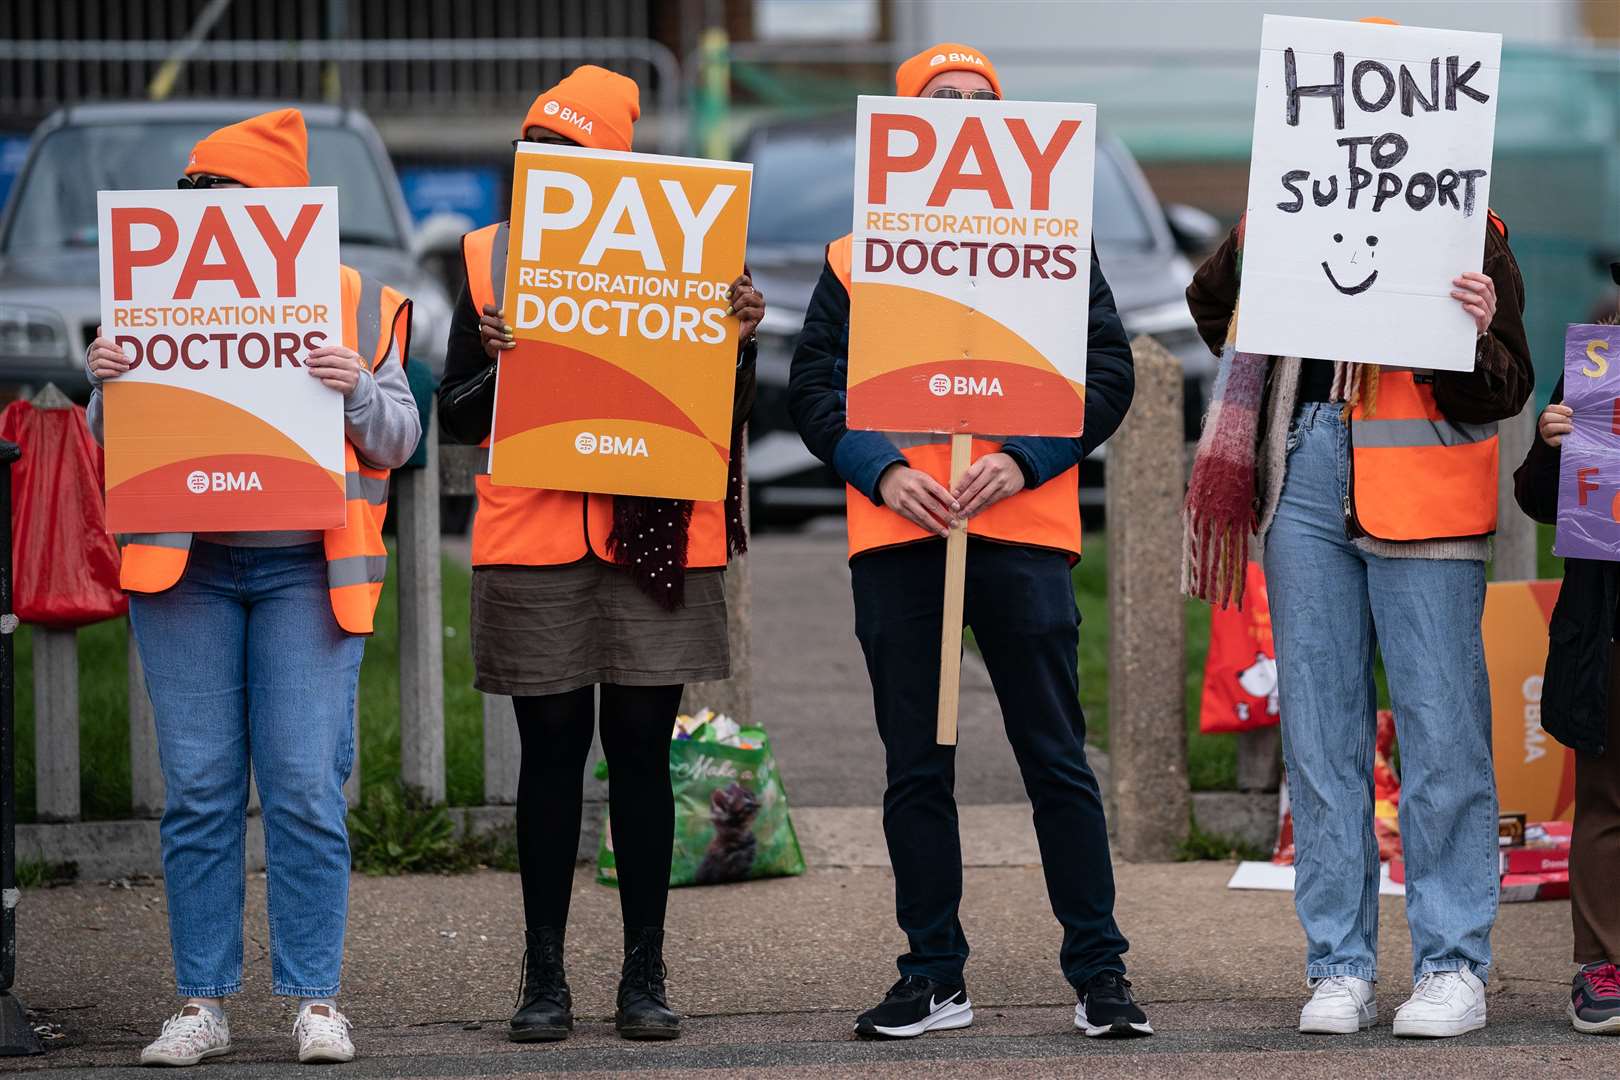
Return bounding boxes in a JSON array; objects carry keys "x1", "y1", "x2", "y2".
[
  {"x1": 540, "y1": 98, "x2": 595, "y2": 136},
  {"x1": 931, "y1": 51, "x2": 984, "y2": 68},
  {"x1": 542, "y1": 100, "x2": 561, "y2": 116}
]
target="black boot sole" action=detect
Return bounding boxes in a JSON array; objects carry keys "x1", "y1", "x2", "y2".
[
  {"x1": 509, "y1": 1022, "x2": 572, "y2": 1043},
  {"x1": 615, "y1": 1019, "x2": 681, "y2": 1041}
]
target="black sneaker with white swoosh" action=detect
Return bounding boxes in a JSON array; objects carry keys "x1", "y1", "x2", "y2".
[
  {"x1": 854, "y1": 975, "x2": 973, "y2": 1039},
  {"x1": 1075, "y1": 972, "x2": 1153, "y2": 1037}
]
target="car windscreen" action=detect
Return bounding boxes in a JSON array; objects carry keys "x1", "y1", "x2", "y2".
[
  {"x1": 2, "y1": 121, "x2": 403, "y2": 254},
  {"x1": 745, "y1": 125, "x2": 1159, "y2": 253}
]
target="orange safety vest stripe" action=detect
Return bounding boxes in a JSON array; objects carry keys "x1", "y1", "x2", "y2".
[
  {"x1": 118, "y1": 266, "x2": 410, "y2": 635},
  {"x1": 1349, "y1": 370, "x2": 1498, "y2": 542},
  {"x1": 462, "y1": 221, "x2": 731, "y2": 570},
  {"x1": 1344, "y1": 209, "x2": 1507, "y2": 543},
  {"x1": 825, "y1": 235, "x2": 1082, "y2": 559}
]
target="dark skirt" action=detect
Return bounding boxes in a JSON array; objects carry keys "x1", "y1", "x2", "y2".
[{"x1": 470, "y1": 561, "x2": 729, "y2": 697}]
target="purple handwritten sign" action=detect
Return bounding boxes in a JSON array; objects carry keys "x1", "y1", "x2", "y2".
[{"x1": 1556, "y1": 323, "x2": 1620, "y2": 561}]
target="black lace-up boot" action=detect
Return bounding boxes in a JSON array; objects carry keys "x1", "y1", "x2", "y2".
[
  {"x1": 614, "y1": 927, "x2": 680, "y2": 1039},
  {"x1": 510, "y1": 927, "x2": 573, "y2": 1042}
]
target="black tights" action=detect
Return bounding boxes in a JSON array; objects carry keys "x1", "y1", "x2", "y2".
[{"x1": 513, "y1": 683, "x2": 680, "y2": 932}]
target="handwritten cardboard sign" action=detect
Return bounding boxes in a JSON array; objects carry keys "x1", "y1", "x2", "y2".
[
  {"x1": 1236, "y1": 15, "x2": 1501, "y2": 371},
  {"x1": 490, "y1": 143, "x2": 752, "y2": 502},
  {"x1": 1555, "y1": 323, "x2": 1620, "y2": 561},
  {"x1": 97, "y1": 187, "x2": 345, "y2": 532},
  {"x1": 848, "y1": 95, "x2": 1096, "y2": 435}
]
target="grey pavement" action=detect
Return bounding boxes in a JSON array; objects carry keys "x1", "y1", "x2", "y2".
[
  {"x1": 10, "y1": 862, "x2": 1612, "y2": 1076},
  {"x1": 6, "y1": 527, "x2": 1610, "y2": 1075}
]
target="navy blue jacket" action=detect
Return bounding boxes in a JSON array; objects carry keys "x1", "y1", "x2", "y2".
[{"x1": 788, "y1": 247, "x2": 1135, "y2": 504}]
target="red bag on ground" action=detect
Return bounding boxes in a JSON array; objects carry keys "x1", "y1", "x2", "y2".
[
  {"x1": 1199, "y1": 561, "x2": 1279, "y2": 734},
  {"x1": 1, "y1": 397, "x2": 127, "y2": 627}
]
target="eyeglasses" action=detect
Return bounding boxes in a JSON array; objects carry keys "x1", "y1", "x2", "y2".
[
  {"x1": 929, "y1": 88, "x2": 999, "y2": 101},
  {"x1": 176, "y1": 174, "x2": 234, "y2": 189}
]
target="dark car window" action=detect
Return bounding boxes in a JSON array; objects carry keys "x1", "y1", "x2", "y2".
[
  {"x1": 746, "y1": 126, "x2": 1159, "y2": 252},
  {"x1": 2, "y1": 121, "x2": 403, "y2": 254}
]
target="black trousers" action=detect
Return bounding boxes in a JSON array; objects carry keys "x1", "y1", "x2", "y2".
[{"x1": 851, "y1": 538, "x2": 1129, "y2": 989}]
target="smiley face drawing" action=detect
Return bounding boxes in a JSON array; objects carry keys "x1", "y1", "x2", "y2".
[{"x1": 1321, "y1": 232, "x2": 1379, "y2": 296}]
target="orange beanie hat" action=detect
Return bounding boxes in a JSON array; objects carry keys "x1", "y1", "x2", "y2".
[
  {"x1": 1360, "y1": 16, "x2": 1400, "y2": 25},
  {"x1": 521, "y1": 65, "x2": 640, "y2": 152},
  {"x1": 895, "y1": 42, "x2": 1002, "y2": 99},
  {"x1": 184, "y1": 108, "x2": 309, "y2": 188}
]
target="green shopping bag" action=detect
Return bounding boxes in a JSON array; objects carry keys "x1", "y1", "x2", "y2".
[{"x1": 597, "y1": 719, "x2": 806, "y2": 888}]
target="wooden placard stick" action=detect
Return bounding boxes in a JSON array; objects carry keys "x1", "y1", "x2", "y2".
[{"x1": 936, "y1": 432, "x2": 973, "y2": 746}]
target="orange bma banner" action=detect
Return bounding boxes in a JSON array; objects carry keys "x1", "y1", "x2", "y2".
[
  {"x1": 96, "y1": 187, "x2": 345, "y2": 533},
  {"x1": 847, "y1": 95, "x2": 1096, "y2": 435},
  {"x1": 490, "y1": 144, "x2": 752, "y2": 502},
  {"x1": 1484, "y1": 580, "x2": 1574, "y2": 824}
]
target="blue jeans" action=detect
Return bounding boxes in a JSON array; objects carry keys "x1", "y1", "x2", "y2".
[
  {"x1": 129, "y1": 541, "x2": 363, "y2": 998},
  {"x1": 1263, "y1": 403, "x2": 1498, "y2": 986}
]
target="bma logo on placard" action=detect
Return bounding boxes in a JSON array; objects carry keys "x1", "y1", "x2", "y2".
[
  {"x1": 185, "y1": 469, "x2": 263, "y2": 493},
  {"x1": 928, "y1": 373, "x2": 1004, "y2": 397},
  {"x1": 575, "y1": 432, "x2": 649, "y2": 458}
]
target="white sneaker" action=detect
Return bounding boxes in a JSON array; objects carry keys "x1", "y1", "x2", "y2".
[
  {"x1": 139, "y1": 1005, "x2": 232, "y2": 1066},
  {"x1": 1392, "y1": 969, "x2": 1487, "y2": 1037},
  {"x1": 1298, "y1": 975, "x2": 1377, "y2": 1034},
  {"x1": 293, "y1": 1004, "x2": 355, "y2": 1064}
]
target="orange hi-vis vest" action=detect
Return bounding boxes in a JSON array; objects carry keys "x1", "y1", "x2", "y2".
[
  {"x1": 460, "y1": 222, "x2": 730, "y2": 569},
  {"x1": 826, "y1": 234, "x2": 1082, "y2": 560},
  {"x1": 1346, "y1": 209, "x2": 1510, "y2": 543},
  {"x1": 118, "y1": 266, "x2": 412, "y2": 634}
]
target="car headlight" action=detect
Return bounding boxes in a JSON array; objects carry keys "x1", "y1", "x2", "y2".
[{"x1": 0, "y1": 303, "x2": 70, "y2": 360}]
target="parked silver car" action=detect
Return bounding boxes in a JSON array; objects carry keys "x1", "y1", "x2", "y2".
[{"x1": 0, "y1": 100, "x2": 456, "y2": 395}]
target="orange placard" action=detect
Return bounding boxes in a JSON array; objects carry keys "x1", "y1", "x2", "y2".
[
  {"x1": 97, "y1": 187, "x2": 346, "y2": 533},
  {"x1": 490, "y1": 144, "x2": 752, "y2": 501},
  {"x1": 848, "y1": 96, "x2": 1096, "y2": 436},
  {"x1": 1485, "y1": 580, "x2": 1574, "y2": 824}
]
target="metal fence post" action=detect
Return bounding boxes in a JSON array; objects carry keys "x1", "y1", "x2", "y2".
[
  {"x1": 1106, "y1": 336, "x2": 1191, "y2": 862},
  {"x1": 0, "y1": 438, "x2": 45, "y2": 1056}
]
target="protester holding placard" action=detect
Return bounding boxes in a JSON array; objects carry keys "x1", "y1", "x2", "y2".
[
  {"x1": 1513, "y1": 266, "x2": 1620, "y2": 1035},
  {"x1": 1183, "y1": 16, "x2": 1533, "y2": 1040},
  {"x1": 84, "y1": 108, "x2": 420, "y2": 1066},
  {"x1": 789, "y1": 44, "x2": 1147, "y2": 1041},
  {"x1": 436, "y1": 67, "x2": 761, "y2": 1044}
]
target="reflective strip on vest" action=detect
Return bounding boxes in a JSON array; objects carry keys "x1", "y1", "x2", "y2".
[
  {"x1": 463, "y1": 221, "x2": 730, "y2": 570},
  {"x1": 116, "y1": 532, "x2": 190, "y2": 550},
  {"x1": 824, "y1": 234, "x2": 1082, "y2": 560},
  {"x1": 1349, "y1": 371, "x2": 1498, "y2": 542},
  {"x1": 1349, "y1": 417, "x2": 1496, "y2": 449},
  {"x1": 345, "y1": 471, "x2": 389, "y2": 504},
  {"x1": 327, "y1": 553, "x2": 389, "y2": 589}
]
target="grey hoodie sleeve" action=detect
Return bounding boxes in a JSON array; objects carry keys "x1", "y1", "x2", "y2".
[
  {"x1": 345, "y1": 339, "x2": 422, "y2": 470},
  {"x1": 83, "y1": 343, "x2": 107, "y2": 445}
]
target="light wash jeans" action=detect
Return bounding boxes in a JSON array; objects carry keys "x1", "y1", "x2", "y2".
[
  {"x1": 129, "y1": 541, "x2": 364, "y2": 999},
  {"x1": 1263, "y1": 402, "x2": 1498, "y2": 986}
]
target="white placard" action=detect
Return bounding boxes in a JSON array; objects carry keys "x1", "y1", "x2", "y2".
[{"x1": 1236, "y1": 15, "x2": 1501, "y2": 371}]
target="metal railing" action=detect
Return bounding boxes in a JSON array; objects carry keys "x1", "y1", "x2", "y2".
[{"x1": 0, "y1": 37, "x2": 681, "y2": 122}]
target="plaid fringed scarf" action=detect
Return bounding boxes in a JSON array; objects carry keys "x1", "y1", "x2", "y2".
[
  {"x1": 1182, "y1": 310, "x2": 1267, "y2": 609},
  {"x1": 1183, "y1": 308, "x2": 1381, "y2": 609}
]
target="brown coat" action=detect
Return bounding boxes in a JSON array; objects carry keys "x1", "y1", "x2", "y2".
[{"x1": 1184, "y1": 218, "x2": 1535, "y2": 425}]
